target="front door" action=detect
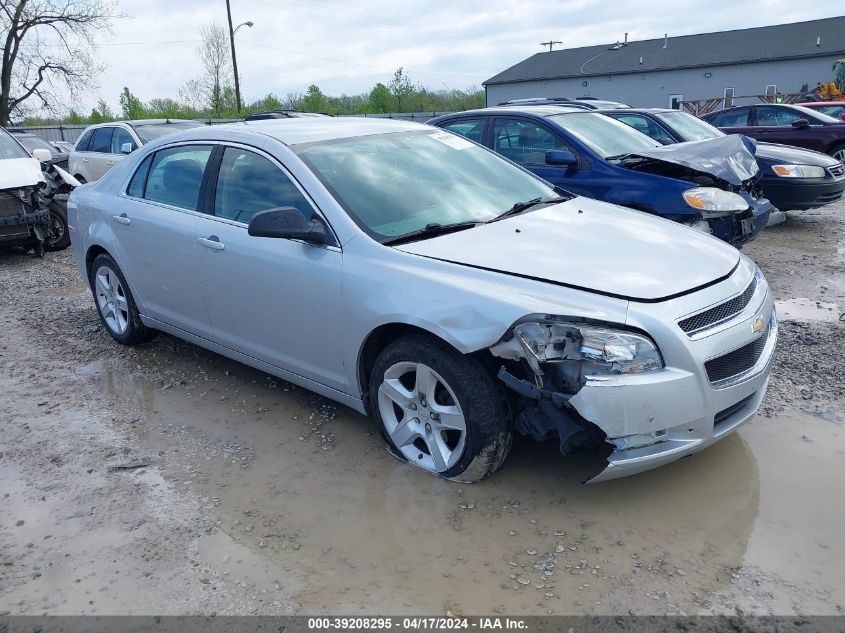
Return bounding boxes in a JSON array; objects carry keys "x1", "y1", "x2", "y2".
[
  {"x1": 194, "y1": 145, "x2": 346, "y2": 391},
  {"x1": 111, "y1": 144, "x2": 215, "y2": 338},
  {"x1": 751, "y1": 106, "x2": 825, "y2": 152}
]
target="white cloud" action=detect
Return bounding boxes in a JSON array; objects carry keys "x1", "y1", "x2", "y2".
[{"x1": 70, "y1": 0, "x2": 841, "y2": 112}]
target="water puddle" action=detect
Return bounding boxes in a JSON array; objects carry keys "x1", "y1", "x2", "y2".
[{"x1": 775, "y1": 298, "x2": 841, "y2": 323}]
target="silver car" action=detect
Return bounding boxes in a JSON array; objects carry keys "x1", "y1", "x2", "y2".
[{"x1": 68, "y1": 118, "x2": 777, "y2": 483}]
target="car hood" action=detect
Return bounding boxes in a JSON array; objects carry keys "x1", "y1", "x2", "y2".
[
  {"x1": 395, "y1": 197, "x2": 740, "y2": 302},
  {"x1": 0, "y1": 157, "x2": 45, "y2": 189},
  {"x1": 754, "y1": 142, "x2": 839, "y2": 167},
  {"x1": 621, "y1": 135, "x2": 759, "y2": 185}
]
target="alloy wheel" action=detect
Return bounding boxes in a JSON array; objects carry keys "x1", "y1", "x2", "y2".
[
  {"x1": 834, "y1": 148, "x2": 845, "y2": 165},
  {"x1": 94, "y1": 265, "x2": 129, "y2": 335},
  {"x1": 377, "y1": 361, "x2": 467, "y2": 473}
]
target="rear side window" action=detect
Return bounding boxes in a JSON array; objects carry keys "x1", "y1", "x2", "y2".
[
  {"x1": 126, "y1": 154, "x2": 153, "y2": 197},
  {"x1": 439, "y1": 118, "x2": 487, "y2": 143},
  {"x1": 75, "y1": 129, "x2": 95, "y2": 152},
  {"x1": 143, "y1": 145, "x2": 213, "y2": 210},
  {"x1": 90, "y1": 127, "x2": 113, "y2": 153},
  {"x1": 709, "y1": 109, "x2": 749, "y2": 128},
  {"x1": 213, "y1": 147, "x2": 315, "y2": 223}
]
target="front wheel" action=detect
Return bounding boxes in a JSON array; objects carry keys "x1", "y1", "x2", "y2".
[
  {"x1": 829, "y1": 143, "x2": 845, "y2": 165},
  {"x1": 45, "y1": 200, "x2": 70, "y2": 251},
  {"x1": 88, "y1": 253, "x2": 152, "y2": 345},
  {"x1": 370, "y1": 334, "x2": 512, "y2": 483}
]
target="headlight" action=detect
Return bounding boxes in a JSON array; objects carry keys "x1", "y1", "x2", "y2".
[
  {"x1": 513, "y1": 321, "x2": 663, "y2": 375},
  {"x1": 771, "y1": 164, "x2": 826, "y2": 178},
  {"x1": 683, "y1": 187, "x2": 749, "y2": 217}
]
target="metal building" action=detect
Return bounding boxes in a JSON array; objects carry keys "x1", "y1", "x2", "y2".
[{"x1": 483, "y1": 17, "x2": 845, "y2": 109}]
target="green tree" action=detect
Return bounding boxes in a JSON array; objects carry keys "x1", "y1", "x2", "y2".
[
  {"x1": 388, "y1": 68, "x2": 413, "y2": 112},
  {"x1": 301, "y1": 84, "x2": 329, "y2": 113},
  {"x1": 119, "y1": 87, "x2": 144, "y2": 119},
  {"x1": 367, "y1": 83, "x2": 393, "y2": 113}
]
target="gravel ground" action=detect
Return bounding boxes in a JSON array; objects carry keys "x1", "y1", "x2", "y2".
[{"x1": 0, "y1": 201, "x2": 843, "y2": 616}]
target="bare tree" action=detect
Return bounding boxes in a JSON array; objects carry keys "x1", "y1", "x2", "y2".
[
  {"x1": 0, "y1": 0, "x2": 115, "y2": 124},
  {"x1": 196, "y1": 22, "x2": 232, "y2": 117}
]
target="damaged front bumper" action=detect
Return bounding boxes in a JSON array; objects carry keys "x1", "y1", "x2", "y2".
[
  {"x1": 699, "y1": 194, "x2": 772, "y2": 247},
  {"x1": 492, "y1": 264, "x2": 777, "y2": 483}
]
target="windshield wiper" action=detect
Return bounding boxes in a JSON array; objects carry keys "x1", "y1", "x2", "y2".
[
  {"x1": 487, "y1": 194, "x2": 571, "y2": 223},
  {"x1": 605, "y1": 153, "x2": 632, "y2": 161},
  {"x1": 382, "y1": 221, "x2": 480, "y2": 246}
]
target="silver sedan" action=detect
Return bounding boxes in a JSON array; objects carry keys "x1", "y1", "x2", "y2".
[{"x1": 68, "y1": 118, "x2": 776, "y2": 483}]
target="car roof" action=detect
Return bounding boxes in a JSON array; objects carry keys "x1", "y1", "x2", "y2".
[
  {"x1": 440, "y1": 105, "x2": 590, "y2": 118},
  {"x1": 150, "y1": 117, "x2": 429, "y2": 147},
  {"x1": 799, "y1": 101, "x2": 845, "y2": 106}
]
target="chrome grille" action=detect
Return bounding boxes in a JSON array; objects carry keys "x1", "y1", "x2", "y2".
[
  {"x1": 705, "y1": 323, "x2": 770, "y2": 384},
  {"x1": 829, "y1": 164, "x2": 844, "y2": 178},
  {"x1": 679, "y1": 276, "x2": 758, "y2": 335}
]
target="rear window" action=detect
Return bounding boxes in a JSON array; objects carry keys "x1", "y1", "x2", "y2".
[{"x1": 130, "y1": 122, "x2": 204, "y2": 143}]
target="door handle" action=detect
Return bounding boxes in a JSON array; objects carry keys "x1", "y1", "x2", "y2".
[
  {"x1": 198, "y1": 236, "x2": 225, "y2": 251},
  {"x1": 112, "y1": 213, "x2": 130, "y2": 225}
]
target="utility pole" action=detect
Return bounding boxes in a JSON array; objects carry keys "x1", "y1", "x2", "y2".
[
  {"x1": 225, "y1": 0, "x2": 242, "y2": 113},
  {"x1": 540, "y1": 40, "x2": 562, "y2": 52}
]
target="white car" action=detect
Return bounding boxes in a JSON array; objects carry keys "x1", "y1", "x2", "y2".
[
  {"x1": 69, "y1": 119, "x2": 203, "y2": 183},
  {"x1": 68, "y1": 118, "x2": 777, "y2": 483}
]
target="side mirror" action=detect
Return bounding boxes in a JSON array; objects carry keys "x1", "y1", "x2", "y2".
[
  {"x1": 247, "y1": 207, "x2": 332, "y2": 245},
  {"x1": 545, "y1": 149, "x2": 578, "y2": 166},
  {"x1": 120, "y1": 142, "x2": 135, "y2": 154},
  {"x1": 32, "y1": 148, "x2": 52, "y2": 163},
  {"x1": 791, "y1": 118, "x2": 810, "y2": 129},
  {"x1": 839, "y1": 113, "x2": 845, "y2": 122}
]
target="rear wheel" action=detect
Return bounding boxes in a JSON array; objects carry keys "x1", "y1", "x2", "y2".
[
  {"x1": 370, "y1": 334, "x2": 512, "y2": 483},
  {"x1": 89, "y1": 253, "x2": 152, "y2": 345}
]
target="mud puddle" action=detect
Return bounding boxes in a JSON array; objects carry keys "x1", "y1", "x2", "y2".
[
  {"x1": 775, "y1": 298, "x2": 841, "y2": 323},
  {"x1": 76, "y1": 353, "x2": 845, "y2": 616}
]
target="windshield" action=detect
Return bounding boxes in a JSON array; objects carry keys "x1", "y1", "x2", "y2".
[
  {"x1": 0, "y1": 128, "x2": 31, "y2": 159},
  {"x1": 546, "y1": 112, "x2": 660, "y2": 158},
  {"x1": 295, "y1": 130, "x2": 554, "y2": 241},
  {"x1": 131, "y1": 122, "x2": 204, "y2": 143},
  {"x1": 656, "y1": 111, "x2": 724, "y2": 141},
  {"x1": 16, "y1": 134, "x2": 57, "y2": 154}
]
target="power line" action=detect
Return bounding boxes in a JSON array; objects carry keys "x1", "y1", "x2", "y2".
[{"x1": 248, "y1": 0, "x2": 481, "y2": 40}]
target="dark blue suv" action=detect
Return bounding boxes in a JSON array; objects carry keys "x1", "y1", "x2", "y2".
[{"x1": 429, "y1": 107, "x2": 773, "y2": 246}]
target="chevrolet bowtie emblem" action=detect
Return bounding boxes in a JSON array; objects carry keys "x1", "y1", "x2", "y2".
[{"x1": 752, "y1": 315, "x2": 765, "y2": 334}]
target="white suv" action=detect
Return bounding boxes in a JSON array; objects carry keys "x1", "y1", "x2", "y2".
[{"x1": 69, "y1": 119, "x2": 203, "y2": 183}]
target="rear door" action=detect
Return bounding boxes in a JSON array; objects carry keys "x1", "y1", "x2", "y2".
[
  {"x1": 111, "y1": 143, "x2": 214, "y2": 338},
  {"x1": 193, "y1": 144, "x2": 346, "y2": 390},
  {"x1": 751, "y1": 106, "x2": 825, "y2": 151},
  {"x1": 489, "y1": 116, "x2": 583, "y2": 191}
]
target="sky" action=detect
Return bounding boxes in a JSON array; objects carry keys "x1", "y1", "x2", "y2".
[{"x1": 74, "y1": 0, "x2": 842, "y2": 112}]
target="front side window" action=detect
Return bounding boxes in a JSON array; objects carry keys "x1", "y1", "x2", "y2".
[
  {"x1": 546, "y1": 112, "x2": 660, "y2": 159},
  {"x1": 492, "y1": 118, "x2": 570, "y2": 165},
  {"x1": 709, "y1": 108, "x2": 749, "y2": 128},
  {"x1": 143, "y1": 145, "x2": 213, "y2": 210},
  {"x1": 90, "y1": 127, "x2": 114, "y2": 153},
  {"x1": 213, "y1": 148, "x2": 315, "y2": 224},
  {"x1": 0, "y1": 128, "x2": 31, "y2": 159},
  {"x1": 608, "y1": 114, "x2": 675, "y2": 144},
  {"x1": 754, "y1": 106, "x2": 806, "y2": 127},
  {"x1": 655, "y1": 111, "x2": 724, "y2": 141},
  {"x1": 295, "y1": 130, "x2": 553, "y2": 241},
  {"x1": 111, "y1": 128, "x2": 136, "y2": 154},
  {"x1": 439, "y1": 119, "x2": 487, "y2": 143}
]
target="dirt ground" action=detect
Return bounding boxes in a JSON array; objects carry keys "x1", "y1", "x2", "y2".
[{"x1": 1, "y1": 202, "x2": 843, "y2": 617}]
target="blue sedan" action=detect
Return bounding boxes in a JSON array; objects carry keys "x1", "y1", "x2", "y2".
[{"x1": 430, "y1": 107, "x2": 772, "y2": 246}]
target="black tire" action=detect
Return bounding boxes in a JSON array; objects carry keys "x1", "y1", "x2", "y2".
[
  {"x1": 369, "y1": 334, "x2": 512, "y2": 483},
  {"x1": 88, "y1": 253, "x2": 152, "y2": 345},
  {"x1": 45, "y1": 200, "x2": 70, "y2": 251}
]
